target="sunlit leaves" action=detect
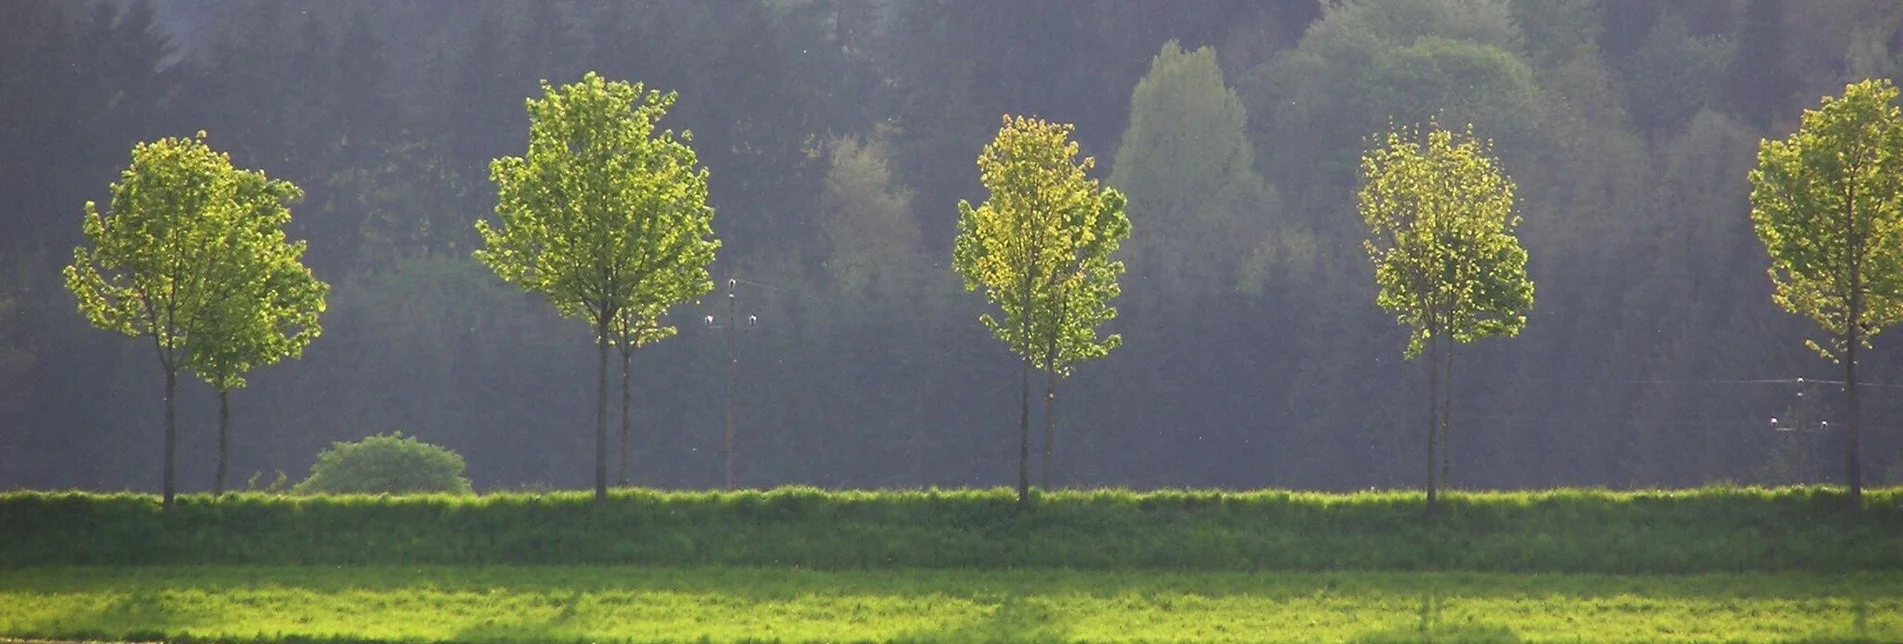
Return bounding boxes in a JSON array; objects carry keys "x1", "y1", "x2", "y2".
[
  {"x1": 953, "y1": 115, "x2": 1130, "y2": 375},
  {"x1": 1358, "y1": 122, "x2": 1533, "y2": 357},
  {"x1": 475, "y1": 71, "x2": 719, "y2": 338},
  {"x1": 1749, "y1": 78, "x2": 1903, "y2": 362}
]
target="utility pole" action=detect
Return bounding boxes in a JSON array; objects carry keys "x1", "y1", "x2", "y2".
[{"x1": 706, "y1": 277, "x2": 756, "y2": 490}]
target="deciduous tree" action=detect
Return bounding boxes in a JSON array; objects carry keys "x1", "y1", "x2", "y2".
[
  {"x1": 1749, "y1": 78, "x2": 1903, "y2": 511},
  {"x1": 189, "y1": 170, "x2": 328, "y2": 496},
  {"x1": 65, "y1": 132, "x2": 294, "y2": 508},
  {"x1": 954, "y1": 115, "x2": 1129, "y2": 504},
  {"x1": 476, "y1": 72, "x2": 718, "y2": 503},
  {"x1": 1358, "y1": 122, "x2": 1533, "y2": 511}
]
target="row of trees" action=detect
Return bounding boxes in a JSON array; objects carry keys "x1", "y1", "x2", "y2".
[{"x1": 15, "y1": 0, "x2": 1903, "y2": 495}]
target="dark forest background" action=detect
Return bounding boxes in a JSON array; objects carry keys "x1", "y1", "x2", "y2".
[{"x1": 6, "y1": 0, "x2": 1903, "y2": 493}]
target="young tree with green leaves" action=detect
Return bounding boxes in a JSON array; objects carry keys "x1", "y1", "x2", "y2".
[
  {"x1": 476, "y1": 72, "x2": 718, "y2": 503},
  {"x1": 65, "y1": 132, "x2": 298, "y2": 508},
  {"x1": 1358, "y1": 122, "x2": 1533, "y2": 511},
  {"x1": 954, "y1": 115, "x2": 1129, "y2": 504},
  {"x1": 1749, "y1": 78, "x2": 1903, "y2": 512},
  {"x1": 189, "y1": 170, "x2": 328, "y2": 496}
]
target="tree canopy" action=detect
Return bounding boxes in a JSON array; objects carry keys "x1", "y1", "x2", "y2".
[{"x1": 476, "y1": 71, "x2": 718, "y2": 503}]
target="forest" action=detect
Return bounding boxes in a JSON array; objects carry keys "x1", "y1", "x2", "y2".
[{"x1": 6, "y1": 0, "x2": 1903, "y2": 495}]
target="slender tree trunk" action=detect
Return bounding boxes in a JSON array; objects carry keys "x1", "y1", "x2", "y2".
[
  {"x1": 214, "y1": 388, "x2": 231, "y2": 496},
  {"x1": 594, "y1": 316, "x2": 610, "y2": 505},
  {"x1": 618, "y1": 345, "x2": 631, "y2": 488},
  {"x1": 1845, "y1": 185, "x2": 1864, "y2": 513},
  {"x1": 1846, "y1": 334, "x2": 1862, "y2": 511},
  {"x1": 1017, "y1": 259, "x2": 1034, "y2": 507},
  {"x1": 164, "y1": 367, "x2": 177, "y2": 509},
  {"x1": 1019, "y1": 355, "x2": 1031, "y2": 505},
  {"x1": 1042, "y1": 359, "x2": 1056, "y2": 490},
  {"x1": 1425, "y1": 331, "x2": 1438, "y2": 513},
  {"x1": 1441, "y1": 342, "x2": 1453, "y2": 489}
]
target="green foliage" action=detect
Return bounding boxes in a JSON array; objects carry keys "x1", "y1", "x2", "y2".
[
  {"x1": 954, "y1": 116, "x2": 1129, "y2": 370},
  {"x1": 291, "y1": 432, "x2": 473, "y2": 495},
  {"x1": 1111, "y1": 41, "x2": 1279, "y2": 297},
  {"x1": 186, "y1": 176, "x2": 326, "y2": 394},
  {"x1": 4, "y1": 566, "x2": 1898, "y2": 644},
  {"x1": 1751, "y1": 78, "x2": 1903, "y2": 363},
  {"x1": 822, "y1": 131, "x2": 926, "y2": 303},
  {"x1": 2, "y1": 487, "x2": 1900, "y2": 573},
  {"x1": 64, "y1": 133, "x2": 278, "y2": 364},
  {"x1": 476, "y1": 71, "x2": 718, "y2": 335},
  {"x1": 1360, "y1": 123, "x2": 1533, "y2": 357}
]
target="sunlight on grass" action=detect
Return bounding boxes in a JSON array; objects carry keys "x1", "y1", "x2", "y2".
[{"x1": 0, "y1": 566, "x2": 1896, "y2": 644}]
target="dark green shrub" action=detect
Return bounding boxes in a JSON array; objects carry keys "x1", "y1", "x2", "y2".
[{"x1": 292, "y1": 432, "x2": 473, "y2": 495}]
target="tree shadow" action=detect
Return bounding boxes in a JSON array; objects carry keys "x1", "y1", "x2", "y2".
[
  {"x1": 6, "y1": 589, "x2": 184, "y2": 643},
  {"x1": 448, "y1": 589, "x2": 586, "y2": 644},
  {"x1": 892, "y1": 592, "x2": 1071, "y2": 644},
  {"x1": 1347, "y1": 588, "x2": 1521, "y2": 644}
]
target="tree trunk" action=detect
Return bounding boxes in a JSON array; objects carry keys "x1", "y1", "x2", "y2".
[
  {"x1": 1846, "y1": 335, "x2": 1863, "y2": 511},
  {"x1": 594, "y1": 316, "x2": 610, "y2": 505},
  {"x1": 618, "y1": 345, "x2": 631, "y2": 488},
  {"x1": 214, "y1": 388, "x2": 230, "y2": 496},
  {"x1": 1425, "y1": 331, "x2": 1438, "y2": 513},
  {"x1": 1042, "y1": 363, "x2": 1056, "y2": 490},
  {"x1": 1441, "y1": 342, "x2": 1453, "y2": 489},
  {"x1": 1845, "y1": 184, "x2": 1864, "y2": 513},
  {"x1": 1018, "y1": 354, "x2": 1031, "y2": 506},
  {"x1": 164, "y1": 367, "x2": 177, "y2": 509}
]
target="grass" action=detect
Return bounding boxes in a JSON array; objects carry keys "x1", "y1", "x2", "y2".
[
  {"x1": 0, "y1": 565, "x2": 1897, "y2": 644},
  {"x1": 4, "y1": 486, "x2": 1900, "y2": 572}
]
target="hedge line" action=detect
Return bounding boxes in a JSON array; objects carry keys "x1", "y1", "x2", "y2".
[{"x1": 2, "y1": 486, "x2": 1897, "y2": 573}]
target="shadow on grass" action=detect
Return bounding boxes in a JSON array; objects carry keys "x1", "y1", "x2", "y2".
[
  {"x1": 891, "y1": 593, "x2": 1069, "y2": 644},
  {"x1": 1347, "y1": 589, "x2": 1521, "y2": 644},
  {"x1": 446, "y1": 589, "x2": 584, "y2": 644},
  {"x1": 5, "y1": 589, "x2": 184, "y2": 643}
]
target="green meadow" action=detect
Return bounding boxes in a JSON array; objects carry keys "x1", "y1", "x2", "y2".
[
  {"x1": 3, "y1": 487, "x2": 1899, "y2": 643},
  {"x1": 3, "y1": 566, "x2": 1898, "y2": 644}
]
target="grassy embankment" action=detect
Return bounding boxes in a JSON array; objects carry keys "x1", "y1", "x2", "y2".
[
  {"x1": 3, "y1": 486, "x2": 1899, "y2": 571},
  {"x1": 2, "y1": 487, "x2": 1900, "y2": 643}
]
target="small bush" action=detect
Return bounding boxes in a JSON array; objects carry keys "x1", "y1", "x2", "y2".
[{"x1": 292, "y1": 432, "x2": 473, "y2": 495}]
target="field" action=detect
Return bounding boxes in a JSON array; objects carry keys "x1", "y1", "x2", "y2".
[
  {"x1": 3, "y1": 566, "x2": 1899, "y2": 644},
  {"x1": 2, "y1": 487, "x2": 1899, "y2": 643}
]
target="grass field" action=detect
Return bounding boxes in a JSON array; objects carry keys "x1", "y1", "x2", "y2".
[{"x1": 2, "y1": 566, "x2": 1897, "y2": 644}]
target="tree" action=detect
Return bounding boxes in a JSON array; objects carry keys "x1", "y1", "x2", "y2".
[
  {"x1": 1749, "y1": 79, "x2": 1903, "y2": 512},
  {"x1": 953, "y1": 115, "x2": 1129, "y2": 504},
  {"x1": 1358, "y1": 122, "x2": 1533, "y2": 511},
  {"x1": 64, "y1": 132, "x2": 288, "y2": 508},
  {"x1": 1110, "y1": 41, "x2": 1277, "y2": 299},
  {"x1": 476, "y1": 72, "x2": 718, "y2": 503},
  {"x1": 188, "y1": 169, "x2": 328, "y2": 496}
]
